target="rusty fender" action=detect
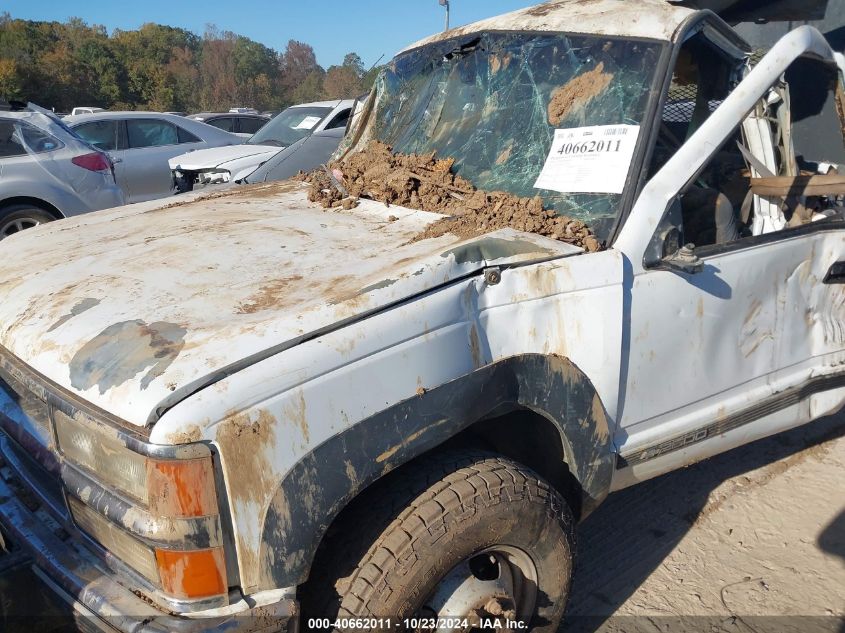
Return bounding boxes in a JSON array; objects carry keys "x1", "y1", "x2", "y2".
[{"x1": 257, "y1": 353, "x2": 614, "y2": 589}]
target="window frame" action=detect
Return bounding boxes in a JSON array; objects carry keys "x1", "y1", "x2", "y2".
[
  {"x1": 236, "y1": 116, "x2": 267, "y2": 135},
  {"x1": 0, "y1": 118, "x2": 28, "y2": 159},
  {"x1": 73, "y1": 119, "x2": 120, "y2": 152},
  {"x1": 324, "y1": 108, "x2": 352, "y2": 131},
  {"x1": 660, "y1": 59, "x2": 845, "y2": 263},
  {"x1": 176, "y1": 125, "x2": 201, "y2": 144},
  {"x1": 0, "y1": 118, "x2": 67, "y2": 158},
  {"x1": 613, "y1": 18, "x2": 844, "y2": 272},
  {"x1": 125, "y1": 118, "x2": 182, "y2": 150},
  {"x1": 206, "y1": 116, "x2": 236, "y2": 133}
]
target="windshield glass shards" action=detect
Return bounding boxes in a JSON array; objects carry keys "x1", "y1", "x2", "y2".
[{"x1": 348, "y1": 32, "x2": 663, "y2": 241}]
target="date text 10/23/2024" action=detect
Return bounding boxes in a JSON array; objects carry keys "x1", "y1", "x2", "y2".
[{"x1": 307, "y1": 618, "x2": 529, "y2": 630}]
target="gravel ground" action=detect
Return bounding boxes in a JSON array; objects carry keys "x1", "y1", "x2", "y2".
[{"x1": 563, "y1": 412, "x2": 845, "y2": 633}]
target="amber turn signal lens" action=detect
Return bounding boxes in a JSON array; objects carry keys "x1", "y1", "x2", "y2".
[
  {"x1": 147, "y1": 458, "x2": 218, "y2": 518},
  {"x1": 155, "y1": 547, "x2": 227, "y2": 600}
]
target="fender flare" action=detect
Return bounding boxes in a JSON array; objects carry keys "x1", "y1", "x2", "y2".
[{"x1": 257, "y1": 353, "x2": 614, "y2": 588}]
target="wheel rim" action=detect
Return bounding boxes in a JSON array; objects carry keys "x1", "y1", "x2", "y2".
[
  {"x1": 0, "y1": 215, "x2": 43, "y2": 239},
  {"x1": 417, "y1": 545, "x2": 538, "y2": 632}
]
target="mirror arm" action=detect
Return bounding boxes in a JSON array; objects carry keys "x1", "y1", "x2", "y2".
[{"x1": 662, "y1": 243, "x2": 704, "y2": 274}]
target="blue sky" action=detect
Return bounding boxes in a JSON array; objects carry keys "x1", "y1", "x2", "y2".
[{"x1": 2, "y1": 0, "x2": 535, "y2": 68}]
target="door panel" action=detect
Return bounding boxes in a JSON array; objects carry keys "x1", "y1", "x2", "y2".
[
  {"x1": 618, "y1": 228, "x2": 845, "y2": 485},
  {"x1": 611, "y1": 21, "x2": 845, "y2": 490},
  {"x1": 123, "y1": 119, "x2": 184, "y2": 202},
  {"x1": 121, "y1": 146, "x2": 176, "y2": 202},
  {"x1": 778, "y1": 233, "x2": 845, "y2": 369}
]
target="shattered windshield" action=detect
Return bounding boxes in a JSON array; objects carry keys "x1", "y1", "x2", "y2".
[
  {"x1": 351, "y1": 32, "x2": 663, "y2": 240},
  {"x1": 247, "y1": 106, "x2": 332, "y2": 147}
]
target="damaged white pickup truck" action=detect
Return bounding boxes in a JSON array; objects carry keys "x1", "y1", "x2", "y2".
[{"x1": 1, "y1": 1, "x2": 844, "y2": 631}]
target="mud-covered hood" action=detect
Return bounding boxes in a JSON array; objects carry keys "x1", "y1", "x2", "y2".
[
  {"x1": 169, "y1": 144, "x2": 280, "y2": 171},
  {"x1": 0, "y1": 182, "x2": 580, "y2": 427}
]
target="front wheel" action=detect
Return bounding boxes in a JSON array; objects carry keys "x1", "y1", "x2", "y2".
[{"x1": 305, "y1": 453, "x2": 575, "y2": 632}]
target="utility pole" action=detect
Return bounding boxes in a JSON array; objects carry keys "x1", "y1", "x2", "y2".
[{"x1": 439, "y1": 0, "x2": 450, "y2": 31}]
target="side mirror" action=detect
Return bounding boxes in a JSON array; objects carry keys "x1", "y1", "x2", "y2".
[{"x1": 662, "y1": 243, "x2": 704, "y2": 274}]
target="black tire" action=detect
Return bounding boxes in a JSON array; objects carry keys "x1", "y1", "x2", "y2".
[
  {"x1": 301, "y1": 452, "x2": 575, "y2": 633},
  {"x1": 0, "y1": 204, "x2": 56, "y2": 240}
]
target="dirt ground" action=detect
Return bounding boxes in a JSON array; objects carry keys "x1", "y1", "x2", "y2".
[{"x1": 563, "y1": 411, "x2": 845, "y2": 633}]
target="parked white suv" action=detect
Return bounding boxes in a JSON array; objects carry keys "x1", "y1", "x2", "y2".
[{"x1": 170, "y1": 99, "x2": 354, "y2": 191}]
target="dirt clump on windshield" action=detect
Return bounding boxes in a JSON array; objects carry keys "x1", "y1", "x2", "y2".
[
  {"x1": 547, "y1": 62, "x2": 614, "y2": 125},
  {"x1": 300, "y1": 141, "x2": 601, "y2": 252}
]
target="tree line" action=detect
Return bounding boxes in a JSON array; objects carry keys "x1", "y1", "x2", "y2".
[{"x1": 0, "y1": 13, "x2": 381, "y2": 113}]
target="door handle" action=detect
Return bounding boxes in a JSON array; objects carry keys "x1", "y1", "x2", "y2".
[{"x1": 823, "y1": 261, "x2": 845, "y2": 284}]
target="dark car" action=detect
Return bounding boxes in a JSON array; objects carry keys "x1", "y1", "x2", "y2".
[{"x1": 187, "y1": 112, "x2": 270, "y2": 136}]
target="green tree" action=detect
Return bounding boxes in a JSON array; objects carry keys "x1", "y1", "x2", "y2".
[
  {"x1": 0, "y1": 58, "x2": 22, "y2": 99},
  {"x1": 322, "y1": 65, "x2": 361, "y2": 99},
  {"x1": 292, "y1": 68, "x2": 325, "y2": 104},
  {"x1": 342, "y1": 52, "x2": 364, "y2": 77},
  {"x1": 0, "y1": 14, "x2": 373, "y2": 112}
]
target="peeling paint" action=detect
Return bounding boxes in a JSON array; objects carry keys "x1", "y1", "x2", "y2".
[
  {"x1": 356, "y1": 278, "x2": 398, "y2": 294},
  {"x1": 69, "y1": 320, "x2": 187, "y2": 394},
  {"x1": 47, "y1": 298, "x2": 100, "y2": 333}
]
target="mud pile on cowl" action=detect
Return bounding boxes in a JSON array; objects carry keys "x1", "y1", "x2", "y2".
[{"x1": 300, "y1": 141, "x2": 602, "y2": 252}]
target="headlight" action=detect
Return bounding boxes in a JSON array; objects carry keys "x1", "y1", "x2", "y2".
[
  {"x1": 55, "y1": 410, "x2": 148, "y2": 502},
  {"x1": 56, "y1": 410, "x2": 227, "y2": 603},
  {"x1": 197, "y1": 169, "x2": 230, "y2": 184},
  {"x1": 68, "y1": 495, "x2": 160, "y2": 583}
]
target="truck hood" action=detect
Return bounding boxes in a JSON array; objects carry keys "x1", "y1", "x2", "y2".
[
  {"x1": 169, "y1": 144, "x2": 281, "y2": 171},
  {"x1": 0, "y1": 182, "x2": 580, "y2": 427}
]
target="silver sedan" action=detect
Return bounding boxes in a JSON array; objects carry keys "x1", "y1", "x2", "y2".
[
  {"x1": 0, "y1": 108, "x2": 124, "y2": 240},
  {"x1": 66, "y1": 112, "x2": 242, "y2": 204}
]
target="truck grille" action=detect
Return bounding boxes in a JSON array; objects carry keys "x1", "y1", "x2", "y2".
[
  {"x1": 0, "y1": 370, "x2": 67, "y2": 519},
  {"x1": 0, "y1": 372, "x2": 54, "y2": 451}
]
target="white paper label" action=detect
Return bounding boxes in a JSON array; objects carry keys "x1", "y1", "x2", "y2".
[
  {"x1": 294, "y1": 115, "x2": 322, "y2": 130},
  {"x1": 533, "y1": 124, "x2": 640, "y2": 194}
]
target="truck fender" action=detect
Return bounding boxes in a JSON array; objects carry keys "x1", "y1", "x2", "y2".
[{"x1": 257, "y1": 353, "x2": 614, "y2": 588}]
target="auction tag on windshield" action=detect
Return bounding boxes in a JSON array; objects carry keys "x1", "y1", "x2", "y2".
[
  {"x1": 533, "y1": 124, "x2": 640, "y2": 194},
  {"x1": 294, "y1": 115, "x2": 322, "y2": 130}
]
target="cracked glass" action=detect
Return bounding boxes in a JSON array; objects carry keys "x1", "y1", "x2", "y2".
[{"x1": 352, "y1": 32, "x2": 663, "y2": 240}]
